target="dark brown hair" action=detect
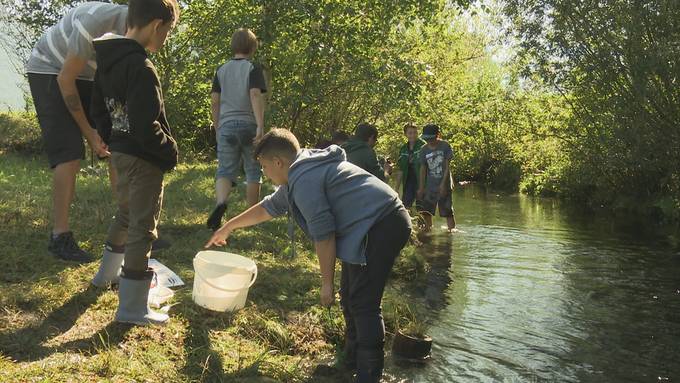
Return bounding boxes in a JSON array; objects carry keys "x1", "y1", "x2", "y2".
[
  {"x1": 127, "y1": 0, "x2": 179, "y2": 29},
  {"x1": 231, "y1": 28, "x2": 258, "y2": 55},
  {"x1": 403, "y1": 123, "x2": 418, "y2": 134},
  {"x1": 354, "y1": 122, "x2": 378, "y2": 142}
]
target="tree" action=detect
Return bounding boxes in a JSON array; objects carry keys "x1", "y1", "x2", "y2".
[{"x1": 503, "y1": 0, "x2": 680, "y2": 215}]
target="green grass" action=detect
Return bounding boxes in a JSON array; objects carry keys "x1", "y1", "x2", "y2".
[{"x1": 0, "y1": 147, "x2": 427, "y2": 382}]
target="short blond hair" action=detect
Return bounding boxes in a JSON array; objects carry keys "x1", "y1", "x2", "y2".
[{"x1": 231, "y1": 28, "x2": 258, "y2": 55}]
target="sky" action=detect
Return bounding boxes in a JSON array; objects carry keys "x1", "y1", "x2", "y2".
[{"x1": 0, "y1": 26, "x2": 27, "y2": 111}]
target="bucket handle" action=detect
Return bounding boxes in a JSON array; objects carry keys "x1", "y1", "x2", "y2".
[{"x1": 195, "y1": 267, "x2": 258, "y2": 292}]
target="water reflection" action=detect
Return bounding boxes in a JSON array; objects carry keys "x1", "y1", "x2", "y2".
[
  {"x1": 421, "y1": 234, "x2": 454, "y2": 310},
  {"x1": 391, "y1": 186, "x2": 680, "y2": 382}
]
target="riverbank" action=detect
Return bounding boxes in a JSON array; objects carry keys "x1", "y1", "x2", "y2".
[{"x1": 0, "y1": 148, "x2": 428, "y2": 381}]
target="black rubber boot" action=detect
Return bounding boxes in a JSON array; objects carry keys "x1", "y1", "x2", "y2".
[
  {"x1": 355, "y1": 349, "x2": 384, "y2": 383},
  {"x1": 342, "y1": 339, "x2": 357, "y2": 371}
]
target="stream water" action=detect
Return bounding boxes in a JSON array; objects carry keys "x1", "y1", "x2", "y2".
[{"x1": 387, "y1": 185, "x2": 680, "y2": 382}]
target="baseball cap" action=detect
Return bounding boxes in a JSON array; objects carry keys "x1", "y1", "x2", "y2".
[{"x1": 421, "y1": 124, "x2": 439, "y2": 140}]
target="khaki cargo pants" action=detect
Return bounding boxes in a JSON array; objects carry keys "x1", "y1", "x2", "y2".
[{"x1": 106, "y1": 152, "x2": 164, "y2": 272}]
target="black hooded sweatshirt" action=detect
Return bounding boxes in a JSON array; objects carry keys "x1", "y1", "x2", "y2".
[{"x1": 91, "y1": 35, "x2": 178, "y2": 171}]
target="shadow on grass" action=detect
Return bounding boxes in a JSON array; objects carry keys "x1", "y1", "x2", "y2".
[
  {"x1": 180, "y1": 304, "x2": 234, "y2": 382},
  {"x1": 246, "y1": 262, "x2": 318, "y2": 315},
  {"x1": 0, "y1": 225, "x2": 87, "y2": 284},
  {"x1": 0, "y1": 284, "x2": 106, "y2": 362},
  {"x1": 57, "y1": 320, "x2": 133, "y2": 355}
]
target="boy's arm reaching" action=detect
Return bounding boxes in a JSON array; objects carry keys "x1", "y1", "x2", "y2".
[
  {"x1": 315, "y1": 235, "x2": 337, "y2": 307},
  {"x1": 205, "y1": 203, "x2": 273, "y2": 247}
]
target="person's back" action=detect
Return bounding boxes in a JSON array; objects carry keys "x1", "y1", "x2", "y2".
[
  {"x1": 90, "y1": 0, "x2": 179, "y2": 327},
  {"x1": 26, "y1": 2, "x2": 128, "y2": 81},
  {"x1": 264, "y1": 146, "x2": 402, "y2": 263},
  {"x1": 342, "y1": 122, "x2": 386, "y2": 181},
  {"x1": 91, "y1": 35, "x2": 177, "y2": 170},
  {"x1": 214, "y1": 59, "x2": 262, "y2": 126},
  {"x1": 208, "y1": 28, "x2": 267, "y2": 231}
]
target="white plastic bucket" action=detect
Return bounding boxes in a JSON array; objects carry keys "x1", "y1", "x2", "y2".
[{"x1": 192, "y1": 250, "x2": 258, "y2": 312}]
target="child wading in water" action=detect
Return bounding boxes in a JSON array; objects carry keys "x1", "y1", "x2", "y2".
[
  {"x1": 417, "y1": 123, "x2": 456, "y2": 232},
  {"x1": 206, "y1": 129, "x2": 412, "y2": 382},
  {"x1": 396, "y1": 123, "x2": 426, "y2": 209}
]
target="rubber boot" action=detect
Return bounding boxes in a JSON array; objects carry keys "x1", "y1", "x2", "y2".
[
  {"x1": 341, "y1": 287, "x2": 357, "y2": 370},
  {"x1": 355, "y1": 349, "x2": 384, "y2": 383},
  {"x1": 115, "y1": 268, "x2": 169, "y2": 326},
  {"x1": 91, "y1": 244, "x2": 124, "y2": 288}
]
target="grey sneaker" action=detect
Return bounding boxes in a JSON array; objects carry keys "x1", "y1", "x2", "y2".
[{"x1": 48, "y1": 231, "x2": 95, "y2": 263}]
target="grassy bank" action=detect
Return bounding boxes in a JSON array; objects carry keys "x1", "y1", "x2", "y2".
[{"x1": 0, "y1": 137, "x2": 427, "y2": 381}]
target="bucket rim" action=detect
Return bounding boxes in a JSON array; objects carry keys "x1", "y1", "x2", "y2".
[{"x1": 194, "y1": 250, "x2": 257, "y2": 273}]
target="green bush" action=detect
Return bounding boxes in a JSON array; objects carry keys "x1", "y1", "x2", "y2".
[{"x1": 0, "y1": 112, "x2": 42, "y2": 154}]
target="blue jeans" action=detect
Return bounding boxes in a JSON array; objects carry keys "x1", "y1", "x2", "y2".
[{"x1": 216, "y1": 120, "x2": 262, "y2": 183}]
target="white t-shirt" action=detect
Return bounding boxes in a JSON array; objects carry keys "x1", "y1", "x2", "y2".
[{"x1": 25, "y1": 1, "x2": 127, "y2": 80}]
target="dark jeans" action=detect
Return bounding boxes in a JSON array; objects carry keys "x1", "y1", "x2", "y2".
[
  {"x1": 402, "y1": 177, "x2": 418, "y2": 208},
  {"x1": 340, "y1": 207, "x2": 411, "y2": 380}
]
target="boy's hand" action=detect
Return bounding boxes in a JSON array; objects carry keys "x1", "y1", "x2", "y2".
[
  {"x1": 86, "y1": 131, "x2": 111, "y2": 158},
  {"x1": 320, "y1": 282, "x2": 335, "y2": 307},
  {"x1": 205, "y1": 225, "x2": 232, "y2": 248},
  {"x1": 417, "y1": 188, "x2": 425, "y2": 200},
  {"x1": 256, "y1": 126, "x2": 264, "y2": 141},
  {"x1": 438, "y1": 184, "x2": 447, "y2": 197},
  {"x1": 384, "y1": 161, "x2": 393, "y2": 176}
]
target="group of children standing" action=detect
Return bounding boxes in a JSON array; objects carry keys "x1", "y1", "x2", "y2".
[
  {"x1": 26, "y1": 0, "x2": 456, "y2": 381},
  {"x1": 397, "y1": 123, "x2": 457, "y2": 232}
]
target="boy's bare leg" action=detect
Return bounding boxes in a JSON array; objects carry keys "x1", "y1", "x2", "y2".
[
  {"x1": 422, "y1": 213, "x2": 432, "y2": 232},
  {"x1": 246, "y1": 182, "x2": 260, "y2": 207},
  {"x1": 52, "y1": 159, "x2": 80, "y2": 234},
  {"x1": 447, "y1": 215, "x2": 456, "y2": 231},
  {"x1": 216, "y1": 177, "x2": 232, "y2": 205}
]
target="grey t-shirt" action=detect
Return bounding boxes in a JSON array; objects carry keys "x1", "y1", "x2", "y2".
[
  {"x1": 25, "y1": 2, "x2": 128, "y2": 80},
  {"x1": 211, "y1": 58, "x2": 267, "y2": 127},
  {"x1": 419, "y1": 140, "x2": 453, "y2": 193}
]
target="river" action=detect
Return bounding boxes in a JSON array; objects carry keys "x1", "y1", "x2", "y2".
[{"x1": 387, "y1": 185, "x2": 680, "y2": 382}]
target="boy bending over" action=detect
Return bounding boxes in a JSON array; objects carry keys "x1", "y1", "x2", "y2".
[{"x1": 206, "y1": 129, "x2": 411, "y2": 382}]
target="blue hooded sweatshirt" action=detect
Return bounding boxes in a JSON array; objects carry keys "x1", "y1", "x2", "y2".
[{"x1": 261, "y1": 145, "x2": 406, "y2": 264}]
